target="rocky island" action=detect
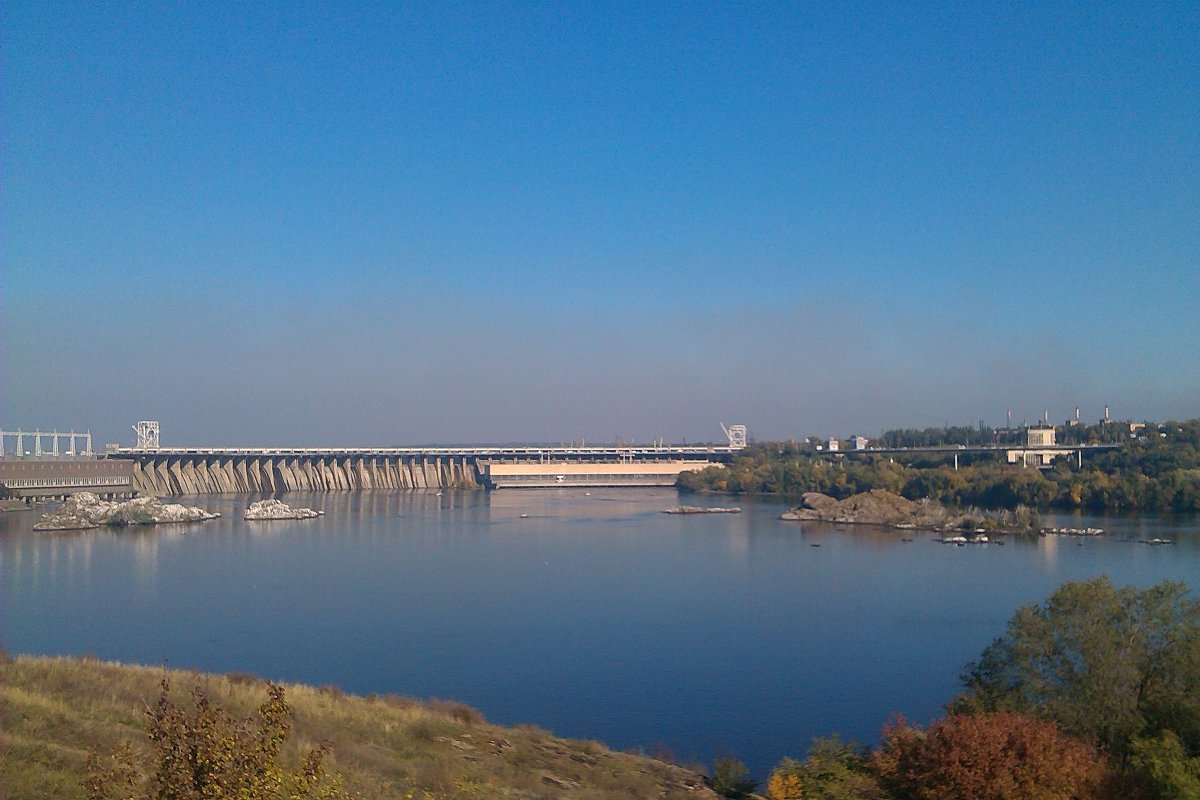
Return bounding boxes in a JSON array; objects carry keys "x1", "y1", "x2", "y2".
[
  {"x1": 780, "y1": 489, "x2": 1039, "y2": 534},
  {"x1": 33, "y1": 492, "x2": 219, "y2": 531},
  {"x1": 662, "y1": 505, "x2": 742, "y2": 514},
  {"x1": 244, "y1": 498, "x2": 323, "y2": 520}
]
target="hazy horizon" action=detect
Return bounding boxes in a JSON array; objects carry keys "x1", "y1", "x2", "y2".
[{"x1": 4, "y1": 4, "x2": 1197, "y2": 448}]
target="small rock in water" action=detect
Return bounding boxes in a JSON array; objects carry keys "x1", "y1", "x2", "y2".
[
  {"x1": 244, "y1": 499, "x2": 322, "y2": 520},
  {"x1": 662, "y1": 505, "x2": 742, "y2": 514}
]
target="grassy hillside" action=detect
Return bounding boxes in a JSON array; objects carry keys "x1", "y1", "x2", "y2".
[{"x1": 0, "y1": 654, "x2": 715, "y2": 800}]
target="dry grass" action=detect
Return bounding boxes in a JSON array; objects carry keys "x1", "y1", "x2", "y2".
[{"x1": 0, "y1": 653, "x2": 715, "y2": 800}]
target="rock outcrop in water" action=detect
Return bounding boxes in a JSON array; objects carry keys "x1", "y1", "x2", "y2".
[
  {"x1": 33, "y1": 492, "x2": 219, "y2": 531},
  {"x1": 244, "y1": 499, "x2": 322, "y2": 520},
  {"x1": 662, "y1": 505, "x2": 741, "y2": 514},
  {"x1": 780, "y1": 490, "x2": 1039, "y2": 533}
]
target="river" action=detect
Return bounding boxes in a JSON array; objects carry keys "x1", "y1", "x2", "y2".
[{"x1": 3, "y1": 488, "x2": 1198, "y2": 778}]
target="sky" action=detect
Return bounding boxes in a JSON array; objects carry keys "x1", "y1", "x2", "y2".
[{"x1": 3, "y1": 2, "x2": 1197, "y2": 447}]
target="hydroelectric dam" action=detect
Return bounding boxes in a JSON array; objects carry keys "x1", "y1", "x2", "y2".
[{"x1": 105, "y1": 423, "x2": 748, "y2": 496}]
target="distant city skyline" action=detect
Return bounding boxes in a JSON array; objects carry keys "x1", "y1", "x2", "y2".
[{"x1": 4, "y1": 3, "x2": 1197, "y2": 447}]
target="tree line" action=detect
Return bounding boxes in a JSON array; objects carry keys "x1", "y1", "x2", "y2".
[{"x1": 679, "y1": 419, "x2": 1200, "y2": 512}]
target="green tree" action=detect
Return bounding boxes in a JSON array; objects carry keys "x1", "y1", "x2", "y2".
[
  {"x1": 955, "y1": 578, "x2": 1200, "y2": 761},
  {"x1": 766, "y1": 736, "x2": 885, "y2": 799},
  {"x1": 84, "y1": 679, "x2": 346, "y2": 800},
  {"x1": 711, "y1": 756, "x2": 758, "y2": 799},
  {"x1": 1126, "y1": 730, "x2": 1200, "y2": 800}
]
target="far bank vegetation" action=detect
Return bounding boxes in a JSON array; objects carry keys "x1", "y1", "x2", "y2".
[{"x1": 679, "y1": 419, "x2": 1200, "y2": 512}]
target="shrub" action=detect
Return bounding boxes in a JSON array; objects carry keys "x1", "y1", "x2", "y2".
[
  {"x1": 872, "y1": 711, "x2": 1111, "y2": 800},
  {"x1": 83, "y1": 679, "x2": 347, "y2": 800},
  {"x1": 426, "y1": 698, "x2": 484, "y2": 725},
  {"x1": 711, "y1": 755, "x2": 758, "y2": 799},
  {"x1": 1125, "y1": 730, "x2": 1200, "y2": 800},
  {"x1": 317, "y1": 683, "x2": 345, "y2": 700},
  {"x1": 226, "y1": 670, "x2": 261, "y2": 686},
  {"x1": 766, "y1": 736, "x2": 884, "y2": 799}
]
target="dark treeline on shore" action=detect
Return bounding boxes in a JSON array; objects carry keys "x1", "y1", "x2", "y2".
[
  {"x1": 872, "y1": 419, "x2": 1150, "y2": 449},
  {"x1": 680, "y1": 419, "x2": 1200, "y2": 512}
]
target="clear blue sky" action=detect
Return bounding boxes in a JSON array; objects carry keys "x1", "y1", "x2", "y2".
[{"x1": 3, "y1": 2, "x2": 1197, "y2": 446}]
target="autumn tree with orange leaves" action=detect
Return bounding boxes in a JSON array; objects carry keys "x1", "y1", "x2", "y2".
[{"x1": 871, "y1": 711, "x2": 1112, "y2": 800}]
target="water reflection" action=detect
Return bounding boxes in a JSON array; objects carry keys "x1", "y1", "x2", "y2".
[{"x1": 1040, "y1": 531, "x2": 1058, "y2": 567}]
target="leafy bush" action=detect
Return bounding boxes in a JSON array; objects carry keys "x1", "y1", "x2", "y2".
[
  {"x1": 426, "y1": 697, "x2": 485, "y2": 725},
  {"x1": 955, "y1": 577, "x2": 1200, "y2": 762},
  {"x1": 84, "y1": 679, "x2": 346, "y2": 800},
  {"x1": 1126, "y1": 730, "x2": 1200, "y2": 799},
  {"x1": 872, "y1": 711, "x2": 1111, "y2": 800},
  {"x1": 711, "y1": 755, "x2": 758, "y2": 798},
  {"x1": 766, "y1": 736, "x2": 884, "y2": 799}
]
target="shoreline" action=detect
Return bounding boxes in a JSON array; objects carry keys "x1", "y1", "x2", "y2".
[{"x1": 2, "y1": 652, "x2": 717, "y2": 800}]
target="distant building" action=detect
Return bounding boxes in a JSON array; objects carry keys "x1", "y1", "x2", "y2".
[
  {"x1": 1007, "y1": 425, "x2": 1059, "y2": 468},
  {"x1": 0, "y1": 459, "x2": 135, "y2": 501},
  {"x1": 850, "y1": 435, "x2": 869, "y2": 450},
  {"x1": 1026, "y1": 426, "x2": 1056, "y2": 447},
  {"x1": 827, "y1": 437, "x2": 839, "y2": 452}
]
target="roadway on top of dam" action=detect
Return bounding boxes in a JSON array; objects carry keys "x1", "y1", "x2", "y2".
[
  {"x1": 108, "y1": 443, "x2": 1122, "y2": 459},
  {"x1": 111, "y1": 444, "x2": 740, "y2": 459}
]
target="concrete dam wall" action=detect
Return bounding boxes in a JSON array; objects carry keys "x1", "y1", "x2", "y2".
[
  {"x1": 114, "y1": 444, "x2": 738, "y2": 496},
  {"x1": 130, "y1": 455, "x2": 480, "y2": 496}
]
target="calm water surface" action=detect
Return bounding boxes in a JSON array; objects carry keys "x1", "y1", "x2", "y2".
[{"x1": 4, "y1": 488, "x2": 1199, "y2": 777}]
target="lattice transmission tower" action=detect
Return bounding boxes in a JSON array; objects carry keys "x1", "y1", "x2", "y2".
[
  {"x1": 133, "y1": 420, "x2": 160, "y2": 449},
  {"x1": 720, "y1": 423, "x2": 747, "y2": 449}
]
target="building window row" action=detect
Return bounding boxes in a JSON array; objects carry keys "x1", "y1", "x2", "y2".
[{"x1": 1, "y1": 477, "x2": 131, "y2": 488}]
